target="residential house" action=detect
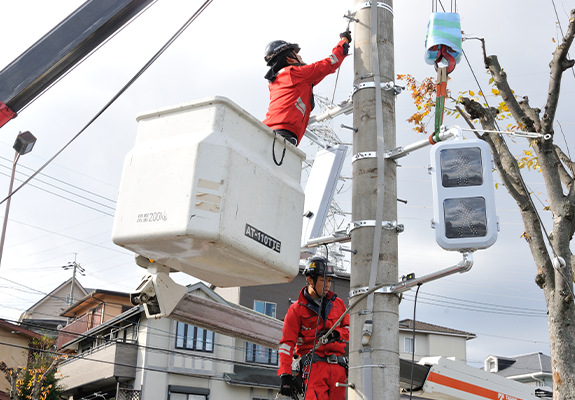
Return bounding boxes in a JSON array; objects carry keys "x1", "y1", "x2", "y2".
[
  {"x1": 484, "y1": 352, "x2": 553, "y2": 392},
  {"x1": 57, "y1": 289, "x2": 134, "y2": 351},
  {"x1": 0, "y1": 318, "x2": 41, "y2": 400},
  {"x1": 399, "y1": 319, "x2": 476, "y2": 362},
  {"x1": 19, "y1": 277, "x2": 89, "y2": 339},
  {"x1": 57, "y1": 282, "x2": 279, "y2": 400}
]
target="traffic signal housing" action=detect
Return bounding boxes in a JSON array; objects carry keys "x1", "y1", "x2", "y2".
[{"x1": 430, "y1": 139, "x2": 498, "y2": 251}]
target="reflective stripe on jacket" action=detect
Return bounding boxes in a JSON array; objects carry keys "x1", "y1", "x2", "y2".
[
  {"x1": 263, "y1": 38, "x2": 348, "y2": 145},
  {"x1": 277, "y1": 286, "x2": 349, "y2": 376}
]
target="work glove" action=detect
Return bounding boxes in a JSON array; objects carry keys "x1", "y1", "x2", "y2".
[
  {"x1": 280, "y1": 374, "x2": 295, "y2": 397},
  {"x1": 320, "y1": 329, "x2": 341, "y2": 344},
  {"x1": 340, "y1": 30, "x2": 352, "y2": 44}
]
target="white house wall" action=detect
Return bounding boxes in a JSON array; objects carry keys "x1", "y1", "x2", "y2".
[
  {"x1": 428, "y1": 334, "x2": 467, "y2": 361},
  {"x1": 398, "y1": 331, "x2": 468, "y2": 362},
  {"x1": 135, "y1": 309, "x2": 255, "y2": 400}
]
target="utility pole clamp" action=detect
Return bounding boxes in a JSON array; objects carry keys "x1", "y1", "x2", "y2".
[{"x1": 354, "y1": 2, "x2": 394, "y2": 15}]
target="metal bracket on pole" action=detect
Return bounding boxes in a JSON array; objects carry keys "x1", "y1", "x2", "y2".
[
  {"x1": 308, "y1": 100, "x2": 353, "y2": 125},
  {"x1": 353, "y1": 81, "x2": 404, "y2": 96},
  {"x1": 303, "y1": 229, "x2": 351, "y2": 249},
  {"x1": 384, "y1": 125, "x2": 461, "y2": 160},
  {"x1": 348, "y1": 220, "x2": 404, "y2": 234},
  {"x1": 354, "y1": 2, "x2": 394, "y2": 15},
  {"x1": 352, "y1": 151, "x2": 378, "y2": 163},
  {"x1": 348, "y1": 252, "x2": 474, "y2": 299}
]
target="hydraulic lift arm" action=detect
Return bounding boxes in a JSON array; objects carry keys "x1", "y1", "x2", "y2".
[{"x1": 0, "y1": 0, "x2": 155, "y2": 129}]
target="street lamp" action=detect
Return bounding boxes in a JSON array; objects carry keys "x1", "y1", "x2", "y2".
[{"x1": 0, "y1": 131, "x2": 37, "y2": 267}]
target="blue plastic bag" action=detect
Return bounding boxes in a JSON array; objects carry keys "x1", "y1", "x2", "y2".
[{"x1": 425, "y1": 12, "x2": 462, "y2": 66}]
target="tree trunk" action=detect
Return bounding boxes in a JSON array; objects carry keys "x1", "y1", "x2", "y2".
[{"x1": 459, "y1": 11, "x2": 575, "y2": 398}]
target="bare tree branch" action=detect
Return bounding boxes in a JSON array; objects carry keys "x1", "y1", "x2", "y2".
[
  {"x1": 555, "y1": 145, "x2": 575, "y2": 179},
  {"x1": 517, "y1": 96, "x2": 541, "y2": 132},
  {"x1": 541, "y1": 9, "x2": 575, "y2": 134},
  {"x1": 485, "y1": 55, "x2": 536, "y2": 132}
]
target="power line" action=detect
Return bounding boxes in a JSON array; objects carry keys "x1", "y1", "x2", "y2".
[
  {"x1": 7, "y1": 218, "x2": 130, "y2": 254},
  {"x1": 0, "y1": 156, "x2": 116, "y2": 204},
  {"x1": 402, "y1": 294, "x2": 547, "y2": 318},
  {"x1": 0, "y1": 172, "x2": 115, "y2": 217},
  {"x1": 0, "y1": 339, "x2": 277, "y2": 383}
]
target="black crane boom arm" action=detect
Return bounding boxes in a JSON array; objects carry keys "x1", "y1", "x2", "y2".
[{"x1": 0, "y1": 0, "x2": 155, "y2": 129}]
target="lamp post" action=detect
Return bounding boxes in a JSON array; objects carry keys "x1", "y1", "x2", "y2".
[{"x1": 0, "y1": 131, "x2": 37, "y2": 267}]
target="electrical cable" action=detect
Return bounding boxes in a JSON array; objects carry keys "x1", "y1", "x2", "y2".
[
  {"x1": 408, "y1": 284, "x2": 421, "y2": 400},
  {"x1": 0, "y1": 339, "x2": 275, "y2": 386},
  {"x1": 5, "y1": 218, "x2": 130, "y2": 254},
  {"x1": 0, "y1": 171, "x2": 115, "y2": 216},
  {"x1": 0, "y1": 277, "x2": 278, "y2": 356},
  {"x1": 0, "y1": 156, "x2": 117, "y2": 203},
  {"x1": 0, "y1": 0, "x2": 214, "y2": 208}
]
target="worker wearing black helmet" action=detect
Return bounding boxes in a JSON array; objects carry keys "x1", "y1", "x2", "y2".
[
  {"x1": 263, "y1": 32, "x2": 351, "y2": 146},
  {"x1": 277, "y1": 257, "x2": 349, "y2": 399}
]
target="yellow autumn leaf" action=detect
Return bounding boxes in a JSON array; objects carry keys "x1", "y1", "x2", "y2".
[
  {"x1": 478, "y1": 91, "x2": 483, "y2": 96},
  {"x1": 470, "y1": 90, "x2": 475, "y2": 96},
  {"x1": 552, "y1": 38, "x2": 556, "y2": 43},
  {"x1": 492, "y1": 88, "x2": 500, "y2": 95},
  {"x1": 502, "y1": 104, "x2": 509, "y2": 111}
]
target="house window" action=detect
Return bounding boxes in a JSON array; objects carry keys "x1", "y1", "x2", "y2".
[
  {"x1": 246, "y1": 301, "x2": 278, "y2": 365},
  {"x1": 404, "y1": 337, "x2": 416, "y2": 353},
  {"x1": 489, "y1": 360, "x2": 496, "y2": 372},
  {"x1": 254, "y1": 300, "x2": 276, "y2": 318},
  {"x1": 168, "y1": 385, "x2": 209, "y2": 399},
  {"x1": 169, "y1": 395, "x2": 206, "y2": 400},
  {"x1": 175, "y1": 322, "x2": 214, "y2": 352}
]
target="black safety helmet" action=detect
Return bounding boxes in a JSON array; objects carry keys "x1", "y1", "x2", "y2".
[
  {"x1": 264, "y1": 40, "x2": 301, "y2": 66},
  {"x1": 304, "y1": 257, "x2": 336, "y2": 278}
]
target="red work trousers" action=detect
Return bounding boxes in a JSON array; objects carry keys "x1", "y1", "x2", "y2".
[{"x1": 304, "y1": 362, "x2": 347, "y2": 400}]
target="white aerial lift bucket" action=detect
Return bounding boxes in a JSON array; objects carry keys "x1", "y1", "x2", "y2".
[{"x1": 112, "y1": 96, "x2": 305, "y2": 287}]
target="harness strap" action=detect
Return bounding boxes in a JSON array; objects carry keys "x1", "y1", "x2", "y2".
[{"x1": 310, "y1": 354, "x2": 347, "y2": 366}]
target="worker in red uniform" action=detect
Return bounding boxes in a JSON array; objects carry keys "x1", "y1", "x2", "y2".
[
  {"x1": 263, "y1": 32, "x2": 351, "y2": 146},
  {"x1": 278, "y1": 257, "x2": 350, "y2": 400}
]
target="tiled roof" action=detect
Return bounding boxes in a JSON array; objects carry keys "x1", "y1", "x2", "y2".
[
  {"x1": 0, "y1": 318, "x2": 41, "y2": 339},
  {"x1": 399, "y1": 319, "x2": 476, "y2": 339},
  {"x1": 490, "y1": 352, "x2": 551, "y2": 377}
]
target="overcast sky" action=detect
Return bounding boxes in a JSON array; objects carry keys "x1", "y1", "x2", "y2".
[{"x1": 0, "y1": 0, "x2": 573, "y2": 369}]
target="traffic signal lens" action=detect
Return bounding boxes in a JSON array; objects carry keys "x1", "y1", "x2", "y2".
[
  {"x1": 440, "y1": 147, "x2": 483, "y2": 187},
  {"x1": 443, "y1": 196, "x2": 487, "y2": 238}
]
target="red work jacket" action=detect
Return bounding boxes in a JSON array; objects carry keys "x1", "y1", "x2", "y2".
[
  {"x1": 263, "y1": 39, "x2": 348, "y2": 145},
  {"x1": 277, "y1": 287, "x2": 350, "y2": 376}
]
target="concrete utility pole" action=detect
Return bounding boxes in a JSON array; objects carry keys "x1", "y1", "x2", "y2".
[{"x1": 350, "y1": 0, "x2": 398, "y2": 399}]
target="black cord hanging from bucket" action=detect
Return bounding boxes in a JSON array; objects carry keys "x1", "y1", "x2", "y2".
[{"x1": 272, "y1": 132, "x2": 287, "y2": 166}]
